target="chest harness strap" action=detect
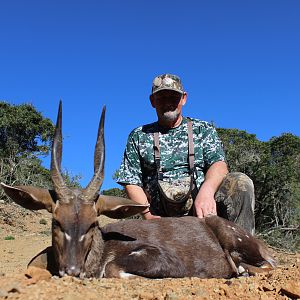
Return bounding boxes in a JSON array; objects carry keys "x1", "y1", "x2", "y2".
[{"x1": 153, "y1": 119, "x2": 195, "y2": 204}]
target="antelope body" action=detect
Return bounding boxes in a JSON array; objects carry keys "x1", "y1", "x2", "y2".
[{"x1": 1, "y1": 102, "x2": 275, "y2": 279}]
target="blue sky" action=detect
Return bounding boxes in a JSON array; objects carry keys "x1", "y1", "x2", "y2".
[{"x1": 1, "y1": 1, "x2": 299, "y2": 190}]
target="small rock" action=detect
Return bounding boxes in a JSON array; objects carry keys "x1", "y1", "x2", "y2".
[
  {"x1": 224, "y1": 280, "x2": 232, "y2": 286},
  {"x1": 194, "y1": 288, "x2": 209, "y2": 298},
  {"x1": 280, "y1": 282, "x2": 300, "y2": 298},
  {"x1": 262, "y1": 283, "x2": 275, "y2": 292},
  {"x1": 0, "y1": 289, "x2": 8, "y2": 297},
  {"x1": 25, "y1": 266, "x2": 52, "y2": 284},
  {"x1": 164, "y1": 292, "x2": 178, "y2": 300},
  {"x1": 2, "y1": 283, "x2": 22, "y2": 294}
]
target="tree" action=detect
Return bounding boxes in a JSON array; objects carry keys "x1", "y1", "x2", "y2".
[
  {"x1": 217, "y1": 128, "x2": 267, "y2": 176},
  {"x1": 257, "y1": 134, "x2": 300, "y2": 228},
  {"x1": 102, "y1": 170, "x2": 128, "y2": 198},
  {"x1": 0, "y1": 101, "x2": 54, "y2": 190},
  {"x1": 102, "y1": 187, "x2": 127, "y2": 198},
  {"x1": 0, "y1": 102, "x2": 54, "y2": 157},
  {"x1": 0, "y1": 101, "x2": 80, "y2": 201}
]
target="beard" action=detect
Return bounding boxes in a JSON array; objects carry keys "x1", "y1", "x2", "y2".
[{"x1": 160, "y1": 109, "x2": 180, "y2": 123}]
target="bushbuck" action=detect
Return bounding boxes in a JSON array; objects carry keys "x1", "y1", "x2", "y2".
[{"x1": 1, "y1": 101, "x2": 276, "y2": 279}]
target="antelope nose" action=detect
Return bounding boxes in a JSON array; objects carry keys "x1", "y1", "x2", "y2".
[{"x1": 66, "y1": 266, "x2": 81, "y2": 277}]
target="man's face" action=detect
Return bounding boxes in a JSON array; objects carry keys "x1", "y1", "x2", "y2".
[{"x1": 150, "y1": 90, "x2": 187, "y2": 125}]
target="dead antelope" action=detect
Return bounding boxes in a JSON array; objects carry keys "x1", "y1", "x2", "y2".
[{"x1": 1, "y1": 102, "x2": 276, "y2": 279}]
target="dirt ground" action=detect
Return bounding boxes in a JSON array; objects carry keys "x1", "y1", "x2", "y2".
[{"x1": 0, "y1": 201, "x2": 300, "y2": 300}]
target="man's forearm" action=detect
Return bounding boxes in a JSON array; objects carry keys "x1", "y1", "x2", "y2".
[
  {"x1": 125, "y1": 184, "x2": 161, "y2": 220},
  {"x1": 125, "y1": 184, "x2": 149, "y2": 206},
  {"x1": 201, "y1": 161, "x2": 228, "y2": 195}
]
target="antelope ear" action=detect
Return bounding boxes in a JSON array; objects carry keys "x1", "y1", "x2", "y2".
[
  {"x1": 95, "y1": 195, "x2": 149, "y2": 219},
  {"x1": 1, "y1": 182, "x2": 56, "y2": 213}
]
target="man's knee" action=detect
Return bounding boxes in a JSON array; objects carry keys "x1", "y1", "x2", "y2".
[
  {"x1": 224, "y1": 172, "x2": 254, "y2": 192},
  {"x1": 216, "y1": 172, "x2": 255, "y2": 234}
]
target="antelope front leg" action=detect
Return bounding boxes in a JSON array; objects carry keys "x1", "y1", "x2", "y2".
[{"x1": 27, "y1": 246, "x2": 58, "y2": 275}]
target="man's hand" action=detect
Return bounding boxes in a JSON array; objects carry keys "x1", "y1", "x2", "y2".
[
  {"x1": 142, "y1": 211, "x2": 161, "y2": 220},
  {"x1": 194, "y1": 161, "x2": 228, "y2": 218},
  {"x1": 194, "y1": 190, "x2": 217, "y2": 218}
]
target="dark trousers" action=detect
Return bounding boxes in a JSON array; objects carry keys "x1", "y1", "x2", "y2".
[{"x1": 215, "y1": 172, "x2": 255, "y2": 235}]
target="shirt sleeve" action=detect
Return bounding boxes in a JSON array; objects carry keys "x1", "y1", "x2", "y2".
[
  {"x1": 202, "y1": 123, "x2": 226, "y2": 168},
  {"x1": 115, "y1": 130, "x2": 143, "y2": 186}
]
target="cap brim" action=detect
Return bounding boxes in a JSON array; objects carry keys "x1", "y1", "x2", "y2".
[{"x1": 152, "y1": 87, "x2": 184, "y2": 95}]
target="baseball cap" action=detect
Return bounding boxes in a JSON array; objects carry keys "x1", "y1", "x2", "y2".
[{"x1": 151, "y1": 74, "x2": 185, "y2": 95}]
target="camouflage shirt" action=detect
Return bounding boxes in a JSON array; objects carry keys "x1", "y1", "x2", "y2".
[{"x1": 116, "y1": 117, "x2": 226, "y2": 215}]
